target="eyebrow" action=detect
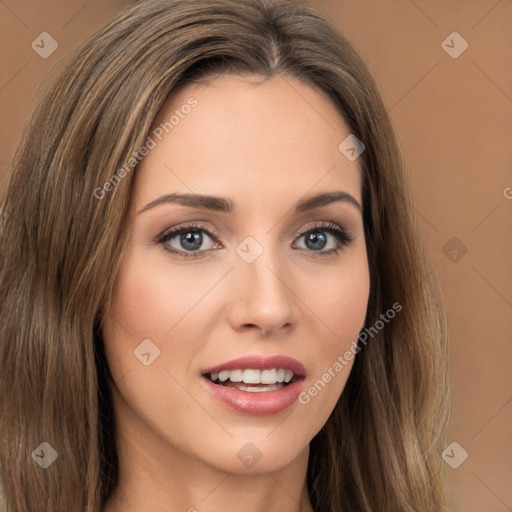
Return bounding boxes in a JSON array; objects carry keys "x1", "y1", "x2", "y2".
[{"x1": 138, "y1": 190, "x2": 362, "y2": 215}]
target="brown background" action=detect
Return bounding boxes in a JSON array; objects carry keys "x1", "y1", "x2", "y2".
[{"x1": 1, "y1": 1, "x2": 511, "y2": 510}]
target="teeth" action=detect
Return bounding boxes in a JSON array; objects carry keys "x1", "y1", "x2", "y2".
[
  {"x1": 243, "y1": 369, "x2": 261, "y2": 384},
  {"x1": 229, "y1": 369, "x2": 243, "y2": 382},
  {"x1": 283, "y1": 370, "x2": 293, "y2": 383},
  {"x1": 235, "y1": 383, "x2": 284, "y2": 392},
  {"x1": 260, "y1": 369, "x2": 277, "y2": 384},
  {"x1": 208, "y1": 368, "x2": 296, "y2": 385},
  {"x1": 218, "y1": 370, "x2": 230, "y2": 382}
]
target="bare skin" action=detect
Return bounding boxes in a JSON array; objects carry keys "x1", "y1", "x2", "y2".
[{"x1": 102, "y1": 73, "x2": 370, "y2": 512}]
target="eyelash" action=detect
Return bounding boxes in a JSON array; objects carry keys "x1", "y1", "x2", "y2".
[{"x1": 156, "y1": 221, "x2": 354, "y2": 259}]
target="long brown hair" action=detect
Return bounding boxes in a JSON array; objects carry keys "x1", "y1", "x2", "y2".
[{"x1": 0, "y1": 0, "x2": 450, "y2": 510}]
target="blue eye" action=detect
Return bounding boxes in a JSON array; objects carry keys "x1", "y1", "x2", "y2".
[
  {"x1": 157, "y1": 222, "x2": 353, "y2": 258},
  {"x1": 157, "y1": 223, "x2": 216, "y2": 258},
  {"x1": 296, "y1": 223, "x2": 353, "y2": 255}
]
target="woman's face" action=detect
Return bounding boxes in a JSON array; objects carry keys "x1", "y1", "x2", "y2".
[{"x1": 103, "y1": 73, "x2": 370, "y2": 475}]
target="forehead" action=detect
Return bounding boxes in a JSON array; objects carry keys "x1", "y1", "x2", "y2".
[{"x1": 132, "y1": 73, "x2": 362, "y2": 212}]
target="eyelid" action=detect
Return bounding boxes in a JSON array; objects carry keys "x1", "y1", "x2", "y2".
[
  {"x1": 294, "y1": 222, "x2": 353, "y2": 251},
  {"x1": 156, "y1": 220, "x2": 219, "y2": 241}
]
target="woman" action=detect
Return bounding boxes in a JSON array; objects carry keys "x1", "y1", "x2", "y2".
[{"x1": 0, "y1": 0, "x2": 450, "y2": 510}]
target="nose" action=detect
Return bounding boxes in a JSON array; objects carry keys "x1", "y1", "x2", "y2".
[{"x1": 226, "y1": 241, "x2": 299, "y2": 338}]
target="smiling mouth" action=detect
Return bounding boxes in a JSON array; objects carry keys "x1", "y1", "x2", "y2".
[{"x1": 204, "y1": 368, "x2": 298, "y2": 393}]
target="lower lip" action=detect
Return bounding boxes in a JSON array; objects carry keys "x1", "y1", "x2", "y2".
[{"x1": 200, "y1": 376, "x2": 305, "y2": 416}]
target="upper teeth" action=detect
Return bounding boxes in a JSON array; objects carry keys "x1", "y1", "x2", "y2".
[{"x1": 210, "y1": 369, "x2": 294, "y2": 384}]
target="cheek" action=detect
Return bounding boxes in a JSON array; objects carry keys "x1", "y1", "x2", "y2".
[
  {"x1": 102, "y1": 249, "x2": 184, "y2": 383},
  {"x1": 106, "y1": 247, "x2": 214, "y2": 342},
  {"x1": 313, "y1": 251, "x2": 370, "y2": 348},
  {"x1": 102, "y1": 245, "x2": 230, "y2": 388},
  {"x1": 299, "y1": 254, "x2": 369, "y2": 410},
  {"x1": 101, "y1": 250, "x2": 210, "y2": 445}
]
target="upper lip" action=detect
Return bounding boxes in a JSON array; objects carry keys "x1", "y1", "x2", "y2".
[{"x1": 201, "y1": 354, "x2": 306, "y2": 378}]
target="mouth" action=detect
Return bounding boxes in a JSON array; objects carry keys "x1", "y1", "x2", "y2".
[
  {"x1": 204, "y1": 368, "x2": 300, "y2": 392},
  {"x1": 199, "y1": 355, "x2": 306, "y2": 415}
]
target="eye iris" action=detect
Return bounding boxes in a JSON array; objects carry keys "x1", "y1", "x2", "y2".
[
  {"x1": 181, "y1": 230, "x2": 202, "y2": 251},
  {"x1": 306, "y1": 231, "x2": 327, "y2": 250}
]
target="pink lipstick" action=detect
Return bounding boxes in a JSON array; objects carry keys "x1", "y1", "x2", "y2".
[{"x1": 200, "y1": 354, "x2": 306, "y2": 415}]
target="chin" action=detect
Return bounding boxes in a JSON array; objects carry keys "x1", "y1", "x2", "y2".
[{"x1": 185, "y1": 434, "x2": 310, "y2": 475}]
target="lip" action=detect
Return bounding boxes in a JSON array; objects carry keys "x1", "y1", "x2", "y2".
[
  {"x1": 200, "y1": 354, "x2": 307, "y2": 416},
  {"x1": 200, "y1": 375, "x2": 305, "y2": 416},
  {"x1": 201, "y1": 354, "x2": 306, "y2": 378}
]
